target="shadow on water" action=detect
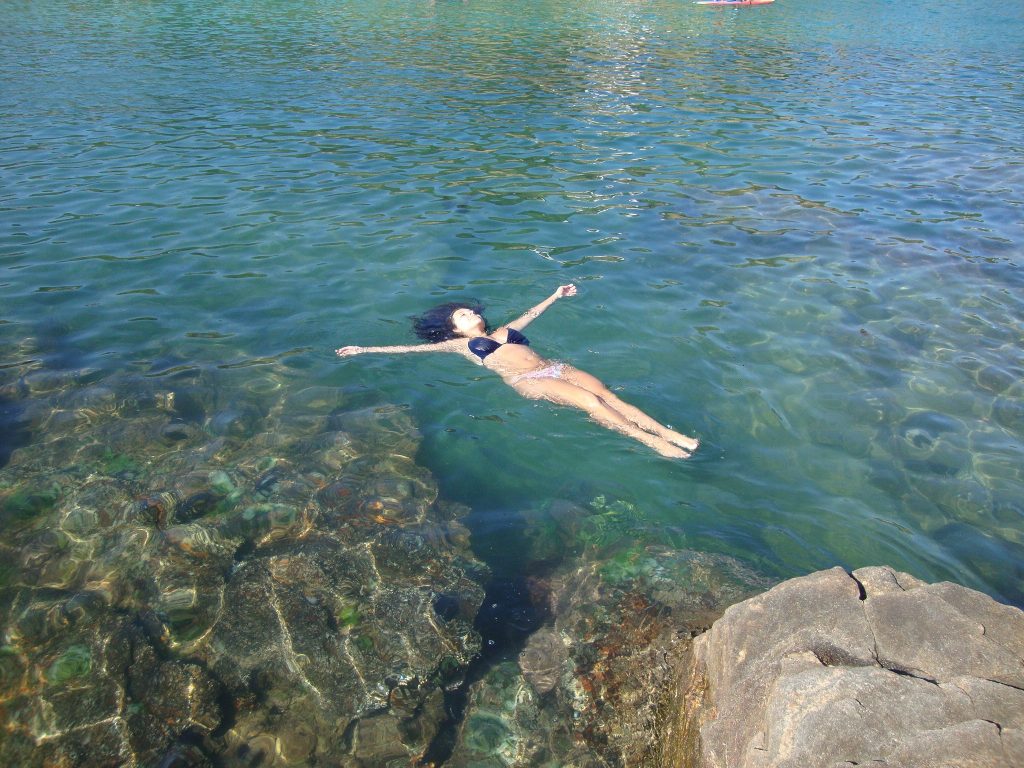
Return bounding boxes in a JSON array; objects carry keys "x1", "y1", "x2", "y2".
[
  {"x1": 423, "y1": 510, "x2": 552, "y2": 765},
  {"x1": 934, "y1": 522, "x2": 1024, "y2": 610},
  {"x1": 32, "y1": 320, "x2": 89, "y2": 372},
  {"x1": 0, "y1": 321, "x2": 90, "y2": 469},
  {"x1": 0, "y1": 393, "x2": 32, "y2": 470}
]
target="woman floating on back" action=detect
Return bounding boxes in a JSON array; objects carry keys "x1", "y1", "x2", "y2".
[{"x1": 336, "y1": 285, "x2": 699, "y2": 459}]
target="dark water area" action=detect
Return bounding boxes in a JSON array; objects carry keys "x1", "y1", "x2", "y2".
[{"x1": 2, "y1": 0, "x2": 1023, "y2": 764}]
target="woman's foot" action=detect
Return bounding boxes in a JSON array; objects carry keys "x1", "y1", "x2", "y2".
[
  {"x1": 665, "y1": 430, "x2": 700, "y2": 453},
  {"x1": 627, "y1": 429, "x2": 693, "y2": 459},
  {"x1": 661, "y1": 444, "x2": 693, "y2": 459},
  {"x1": 652, "y1": 438, "x2": 693, "y2": 459}
]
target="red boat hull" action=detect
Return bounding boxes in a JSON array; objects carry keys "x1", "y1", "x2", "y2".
[{"x1": 696, "y1": 0, "x2": 775, "y2": 6}]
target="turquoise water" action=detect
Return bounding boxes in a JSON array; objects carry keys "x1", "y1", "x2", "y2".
[{"x1": 3, "y1": 0, "x2": 1023, "y2": 609}]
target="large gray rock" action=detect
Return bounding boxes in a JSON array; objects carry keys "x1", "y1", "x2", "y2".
[{"x1": 664, "y1": 565, "x2": 1024, "y2": 768}]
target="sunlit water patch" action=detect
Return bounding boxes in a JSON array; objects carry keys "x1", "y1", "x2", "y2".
[{"x1": 2, "y1": 0, "x2": 1023, "y2": 763}]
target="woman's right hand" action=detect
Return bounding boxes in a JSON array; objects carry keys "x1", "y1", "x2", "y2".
[{"x1": 335, "y1": 346, "x2": 364, "y2": 357}]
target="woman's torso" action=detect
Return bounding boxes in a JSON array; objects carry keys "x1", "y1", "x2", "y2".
[{"x1": 465, "y1": 328, "x2": 550, "y2": 379}]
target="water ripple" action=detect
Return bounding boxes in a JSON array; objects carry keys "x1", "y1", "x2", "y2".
[{"x1": 2, "y1": 0, "x2": 1023, "y2": 609}]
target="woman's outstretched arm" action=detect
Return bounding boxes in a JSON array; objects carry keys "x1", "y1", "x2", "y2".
[
  {"x1": 504, "y1": 284, "x2": 577, "y2": 331},
  {"x1": 336, "y1": 339, "x2": 464, "y2": 357}
]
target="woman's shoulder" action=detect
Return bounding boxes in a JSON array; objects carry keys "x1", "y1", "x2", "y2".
[
  {"x1": 443, "y1": 337, "x2": 483, "y2": 357},
  {"x1": 438, "y1": 337, "x2": 472, "y2": 349},
  {"x1": 491, "y1": 326, "x2": 517, "y2": 341}
]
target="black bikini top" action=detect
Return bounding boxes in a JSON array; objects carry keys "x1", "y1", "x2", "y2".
[{"x1": 468, "y1": 328, "x2": 529, "y2": 360}]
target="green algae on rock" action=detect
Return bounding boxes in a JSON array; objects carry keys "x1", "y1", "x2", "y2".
[
  {"x1": 0, "y1": 366, "x2": 489, "y2": 767},
  {"x1": 44, "y1": 644, "x2": 92, "y2": 685},
  {"x1": 446, "y1": 494, "x2": 770, "y2": 767}
]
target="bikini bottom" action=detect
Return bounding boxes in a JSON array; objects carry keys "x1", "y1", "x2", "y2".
[{"x1": 511, "y1": 363, "x2": 566, "y2": 384}]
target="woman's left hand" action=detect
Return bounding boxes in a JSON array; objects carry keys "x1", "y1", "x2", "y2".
[{"x1": 555, "y1": 284, "x2": 577, "y2": 298}]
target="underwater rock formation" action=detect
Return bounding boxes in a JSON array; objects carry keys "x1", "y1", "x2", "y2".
[
  {"x1": 663, "y1": 565, "x2": 1024, "y2": 768},
  {"x1": 447, "y1": 498, "x2": 769, "y2": 767},
  {"x1": 0, "y1": 367, "x2": 488, "y2": 766}
]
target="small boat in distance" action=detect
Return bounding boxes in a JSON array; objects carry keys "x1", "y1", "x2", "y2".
[{"x1": 696, "y1": 0, "x2": 775, "y2": 6}]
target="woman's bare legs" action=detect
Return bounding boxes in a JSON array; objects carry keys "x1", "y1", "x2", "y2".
[
  {"x1": 511, "y1": 377, "x2": 692, "y2": 459},
  {"x1": 560, "y1": 367, "x2": 700, "y2": 452}
]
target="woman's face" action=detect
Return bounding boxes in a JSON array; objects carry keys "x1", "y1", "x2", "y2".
[{"x1": 450, "y1": 307, "x2": 485, "y2": 336}]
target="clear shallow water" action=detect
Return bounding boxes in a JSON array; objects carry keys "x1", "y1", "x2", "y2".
[{"x1": 3, "y1": 0, "x2": 1023, "y2": 617}]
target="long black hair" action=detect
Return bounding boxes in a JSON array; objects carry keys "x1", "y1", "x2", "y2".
[{"x1": 411, "y1": 301, "x2": 485, "y2": 343}]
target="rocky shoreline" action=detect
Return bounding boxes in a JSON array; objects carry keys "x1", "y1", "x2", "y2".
[
  {"x1": 0, "y1": 362, "x2": 765, "y2": 766},
  {"x1": 3, "y1": 361, "x2": 1022, "y2": 767},
  {"x1": 0, "y1": 365, "x2": 490, "y2": 766},
  {"x1": 662, "y1": 565, "x2": 1024, "y2": 768}
]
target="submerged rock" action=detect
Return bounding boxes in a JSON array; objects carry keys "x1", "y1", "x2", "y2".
[
  {"x1": 663, "y1": 566, "x2": 1024, "y2": 768},
  {"x1": 0, "y1": 369, "x2": 488, "y2": 767},
  {"x1": 447, "y1": 661, "x2": 555, "y2": 768},
  {"x1": 447, "y1": 518, "x2": 768, "y2": 767}
]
